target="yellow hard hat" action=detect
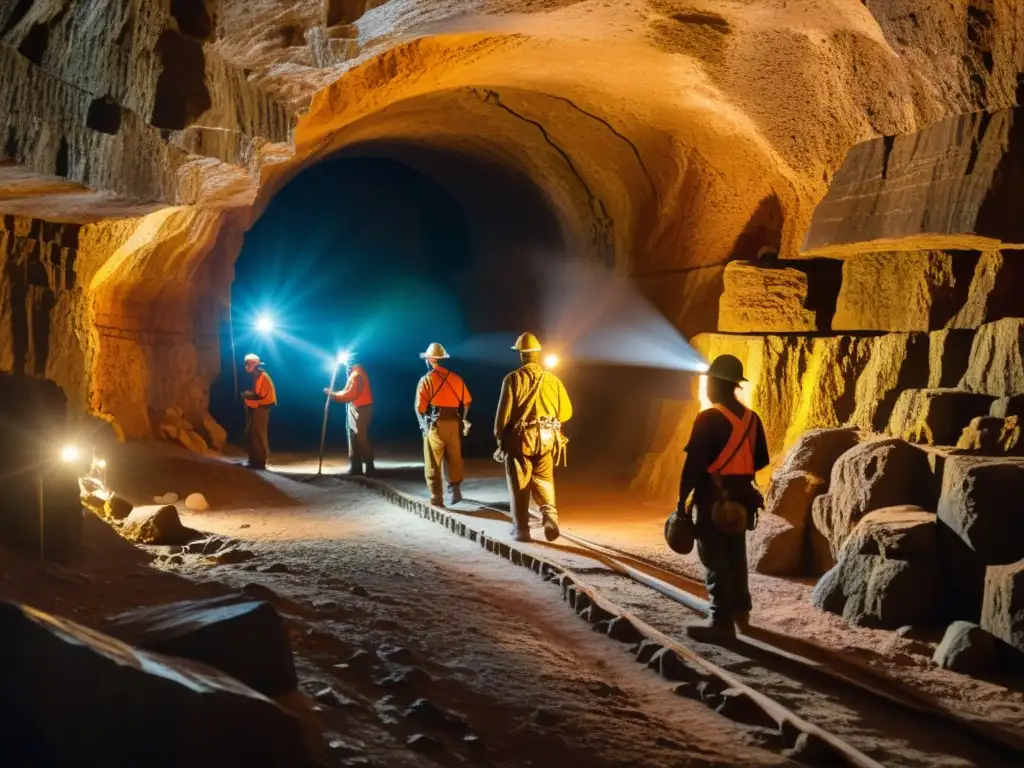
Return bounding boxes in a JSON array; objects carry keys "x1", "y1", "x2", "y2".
[
  {"x1": 512, "y1": 332, "x2": 542, "y2": 352},
  {"x1": 419, "y1": 342, "x2": 449, "y2": 359}
]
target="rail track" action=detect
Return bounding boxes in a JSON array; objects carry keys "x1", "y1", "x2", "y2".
[{"x1": 298, "y1": 471, "x2": 1023, "y2": 768}]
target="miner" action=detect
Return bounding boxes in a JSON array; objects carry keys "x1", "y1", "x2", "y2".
[
  {"x1": 241, "y1": 353, "x2": 277, "y2": 470},
  {"x1": 416, "y1": 342, "x2": 473, "y2": 506},
  {"x1": 325, "y1": 355, "x2": 375, "y2": 475},
  {"x1": 493, "y1": 332, "x2": 572, "y2": 542},
  {"x1": 672, "y1": 354, "x2": 769, "y2": 642}
]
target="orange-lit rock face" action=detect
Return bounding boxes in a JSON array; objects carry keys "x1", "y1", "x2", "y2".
[{"x1": 0, "y1": 0, "x2": 1021, "y2": 444}]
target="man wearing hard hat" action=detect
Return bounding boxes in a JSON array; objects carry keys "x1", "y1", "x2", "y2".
[
  {"x1": 494, "y1": 332, "x2": 573, "y2": 542},
  {"x1": 415, "y1": 342, "x2": 473, "y2": 506},
  {"x1": 326, "y1": 354, "x2": 375, "y2": 475},
  {"x1": 671, "y1": 354, "x2": 769, "y2": 642},
  {"x1": 240, "y1": 353, "x2": 277, "y2": 469}
]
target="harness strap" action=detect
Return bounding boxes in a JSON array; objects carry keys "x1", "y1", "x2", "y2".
[{"x1": 707, "y1": 405, "x2": 754, "y2": 475}]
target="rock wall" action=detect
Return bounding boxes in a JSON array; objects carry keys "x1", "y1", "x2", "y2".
[{"x1": 0, "y1": 0, "x2": 1022, "y2": 449}]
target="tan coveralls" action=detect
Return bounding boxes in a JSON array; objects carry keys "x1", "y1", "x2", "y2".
[
  {"x1": 416, "y1": 365, "x2": 472, "y2": 502},
  {"x1": 494, "y1": 362, "x2": 573, "y2": 535}
]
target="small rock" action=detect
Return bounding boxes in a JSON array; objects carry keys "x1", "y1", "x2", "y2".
[
  {"x1": 588, "y1": 681, "x2": 623, "y2": 699},
  {"x1": 261, "y1": 562, "x2": 290, "y2": 574},
  {"x1": 325, "y1": 734, "x2": 364, "y2": 757},
  {"x1": 153, "y1": 493, "x2": 179, "y2": 505},
  {"x1": 239, "y1": 523, "x2": 251, "y2": 529},
  {"x1": 186, "y1": 536, "x2": 228, "y2": 555},
  {"x1": 210, "y1": 547, "x2": 256, "y2": 565},
  {"x1": 463, "y1": 734, "x2": 481, "y2": 748},
  {"x1": 313, "y1": 600, "x2": 341, "y2": 613},
  {"x1": 376, "y1": 666, "x2": 432, "y2": 690},
  {"x1": 344, "y1": 649, "x2": 376, "y2": 673},
  {"x1": 377, "y1": 645, "x2": 413, "y2": 663},
  {"x1": 933, "y1": 621, "x2": 998, "y2": 676},
  {"x1": 314, "y1": 687, "x2": 358, "y2": 709},
  {"x1": 121, "y1": 505, "x2": 197, "y2": 545},
  {"x1": 185, "y1": 492, "x2": 210, "y2": 512},
  {"x1": 406, "y1": 734, "x2": 444, "y2": 754},
  {"x1": 784, "y1": 732, "x2": 841, "y2": 764},
  {"x1": 404, "y1": 698, "x2": 470, "y2": 734},
  {"x1": 350, "y1": 584, "x2": 369, "y2": 597}
]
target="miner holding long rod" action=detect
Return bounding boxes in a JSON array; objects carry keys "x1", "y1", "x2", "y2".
[{"x1": 325, "y1": 354, "x2": 376, "y2": 476}]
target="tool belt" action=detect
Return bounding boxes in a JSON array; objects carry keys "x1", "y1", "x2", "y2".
[
  {"x1": 515, "y1": 416, "x2": 568, "y2": 466},
  {"x1": 427, "y1": 406, "x2": 461, "y2": 424}
]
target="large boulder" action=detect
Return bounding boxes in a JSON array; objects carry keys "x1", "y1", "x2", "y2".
[
  {"x1": 959, "y1": 318, "x2": 1024, "y2": 396},
  {"x1": 750, "y1": 427, "x2": 861, "y2": 575},
  {"x1": 887, "y1": 388, "x2": 995, "y2": 445},
  {"x1": 0, "y1": 601, "x2": 310, "y2": 766},
  {"x1": 981, "y1": 561, "x2": 1024, "y2": 659},
  {"x1": 718, "y1": 260, "x2": 817, "y2": 332},
  {"x1": 932, "y1": 621, "x2": 998, "y2": 676},
  {"x1": 104, "y1": 595, "x2": 298, "y2": 698},
  {"x1": 832, "y1": 251, "x2": 975, "y2": 332},
  {"x1": 846, "y1": 506, "x2": 937, "y2": 559},
  {"x1": 811, "y1": 552, "x2": 941, "y2": 630},
  {"x1": 811, "y1": 438, "x2": 934, "y2": 557},
  {"x1": 202, "y1": 413, "x2": 229, "y2": 451},
  {"x1": 949, "y1": 250, "x2": 1024, "y2": 329},
  {"x1": 802, "y1": 108, "x2": 1024, "y2": 255},
  {"x1": 121, "y1": 504, "x2": 201, "y2": 546},
  {"x1": 937, "y1": 457, "x2": 1024, "y2": 566}
]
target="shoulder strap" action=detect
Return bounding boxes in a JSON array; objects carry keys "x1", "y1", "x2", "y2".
[
  {"x1": 426, "y1": 369, "x2": 451, "y2": 409},
  {"x1": 707, "y1": 408, "x2": 754, "y2": 475}
]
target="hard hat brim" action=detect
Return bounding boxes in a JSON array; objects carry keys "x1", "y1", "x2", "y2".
[
  {"x1": 512, "y1": 345, "x2": 542, "y2": 352},
  {"x1": 419, "y1": 352, "x2": 450, "y2": 359}
]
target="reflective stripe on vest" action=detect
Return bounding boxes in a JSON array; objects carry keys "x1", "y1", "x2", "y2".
[{"x1": 706, "y1": 404, "x2": 755, "y2": 475}]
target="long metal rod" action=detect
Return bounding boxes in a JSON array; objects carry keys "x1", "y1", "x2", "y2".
[
  {"x1": 36, "y1": 476, "x2": 44, "y2": 564},
  {"x1": 227, "y1": 290, "x2": 240, "y2": 409},
  {"x1": 317, "y1": 363, "x2": 343, "y2": 476}
]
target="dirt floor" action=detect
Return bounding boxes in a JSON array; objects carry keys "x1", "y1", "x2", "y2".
[{"x1": 1, "y1": 442, "x2": 791, "y2": 768}]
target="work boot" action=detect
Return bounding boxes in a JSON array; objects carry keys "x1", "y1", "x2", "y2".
[
  {"x1": 449, "y1": 483, "x2": 463, "y2": 504},
  {"x1": 347, "y1": 461, "x2": 364, "y2": 476},
  {"x1": 734, "y1": 611, "x2": 751, "y2": 631},
  {"x1": 512, "y1": 527, "x2": 532, "y2": 543},
  {"x1": 540, "y1": 505, "x2": 560, "y2": 542},
  {"x1": 430, "y1": 496, "x2": 444, "y2": 507},
  {"x1": 684, "y1": 616, "x2": 736, "y2": 643},
  {"x1": 365, "y1": 459, "x2": 376, "y2": 476}
]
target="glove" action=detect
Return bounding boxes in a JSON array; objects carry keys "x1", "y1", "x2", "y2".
[
  {"x1": 462, "y1": 420, "x2": 472, "y2": 437},
  {"x1": 239, "y1": 390, "x2": 255, "y2": 399},
  {"x1": 323, "y1": 388, "x2": 333, "y2": 397},
  {"x1": 492, "y1": 447, "x2": 506, "y2": 463}
]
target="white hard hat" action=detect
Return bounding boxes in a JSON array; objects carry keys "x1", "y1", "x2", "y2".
[
  {"x1": 243, "y1": 353, "x2": 261, "y2": 364},
  {"x1": 419, "y1": 342, "x2": 449, "y2": 359}
]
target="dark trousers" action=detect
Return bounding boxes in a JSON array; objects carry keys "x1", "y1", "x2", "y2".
[
  {"x1": 347, "y1": 403, "x2": 374, "y2": 473},
  {"x1": 504, "y1": 451, "x2": 556, "y2": 534},
  {"x1": 245, "y1": 406, "x2": 270, "y2": 468},
  {"x1": 696, "y1": 524, "x2": 751, "y2": 620}
]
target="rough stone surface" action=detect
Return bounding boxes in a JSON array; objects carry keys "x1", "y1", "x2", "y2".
[
  {"x1": 937, "y1": 457, "x2": 1024, "y2": 566},
  {"x1": 0, "y1": 600, "x2": 309, "y2": 766},
  {"x1": 104, "y1": 493, "x2": 134, "y2": 521},
  {"x1": 104, "y1": 594, "x2": 298, "y2": 697},
  {"x1": 960, "y1": 318, "x2": 1024, "y2": 397},
  {"x1": 928, "y1": 329, "x2": 975, "y2": 388},
  {"x1": 981, "y1": 561, "x2": 1024, "y2": 656},
  {"x1": 990, "y1": 394, "x2": 1024, "y2": 419},
  {"x1": 887, "y1": 388, "x2": 995, "y2": 446},
  {"x1": 949, "y1": 250, "x2": 1024, "y2": 328},
  {"x1": 202, "y1": 412, "x2": 229, "y2": 451},
  {"x1": 932, "y1": 621, "x2": 998, "y2": 676},
  {"x1": 718, "y1": 260, "x2": 817, "y2": 332},
  {"x1": 812, "y1": 551, "x2": 941, "y2": 629},
  {"x1": 121, "y1": 504, "x2": 199, "y2": 546},
  {"x1": 803, "y1": 108, "x2": 1024, "y2": 255},
  {"x1": 833, "y1": 251, "x2": 976, "y2": 332},
  {"x1": 955, "y1": 415, "x2": 1022, "y2": 455},
  {"x1": 811, "y1": 438, "x2": 934, "y2": 557},
  {"x1": 846, "y1": 506, "x2": 937, "y2": 559}
]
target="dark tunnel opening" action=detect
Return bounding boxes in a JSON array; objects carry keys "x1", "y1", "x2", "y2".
[{"x1": 210, "y1": 149, "x2": 567, "y2": 460}]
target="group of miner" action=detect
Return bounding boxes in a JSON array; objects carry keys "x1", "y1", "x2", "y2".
[{"x1": 240, "y1": 341, "x2": 767, "y2": 642}]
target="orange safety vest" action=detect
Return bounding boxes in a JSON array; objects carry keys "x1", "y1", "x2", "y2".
[
  {"x1": 245, "y1": 370, "x2": 276, "y2": 409},
  {"x1": 332, "y1": 364, "x2": 373, "y2": 407},
  {"x1": 417, "y1": 366, "x2": 471, "y2": 413},
  {"x1": 706, "y1": 404, "x2": 755, "y2": 476}
]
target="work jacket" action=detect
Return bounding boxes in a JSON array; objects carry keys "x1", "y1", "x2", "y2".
[
  {"x1": 416, "y1": 366, "x2": 472, "y2": 415},
  {"x1": 244, "y1": 369, "x2": 276, "y2": 409},
  {"x1": 331, "y1": 364, "x2": 373, "y2": 407},
  {"x1": 494, "y1": 362, "x2": 572, "y2": 448}
]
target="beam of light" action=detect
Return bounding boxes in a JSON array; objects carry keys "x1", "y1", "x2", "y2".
[
  {"x1": 255, "y1": 313, "x2": 275, "y2": 334},
  {"x1": 538, "y1": 258, "x2": 708, "y2": 372},
  {"x1": 543, "y1": 353, "x2": 560, "y2": 369},
  {"x1": 59, "y1": 444, "x2": 80, "y2": 463},
  {"x1": 336, "y1": 350, "x2": 351, "y2": 365}
]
